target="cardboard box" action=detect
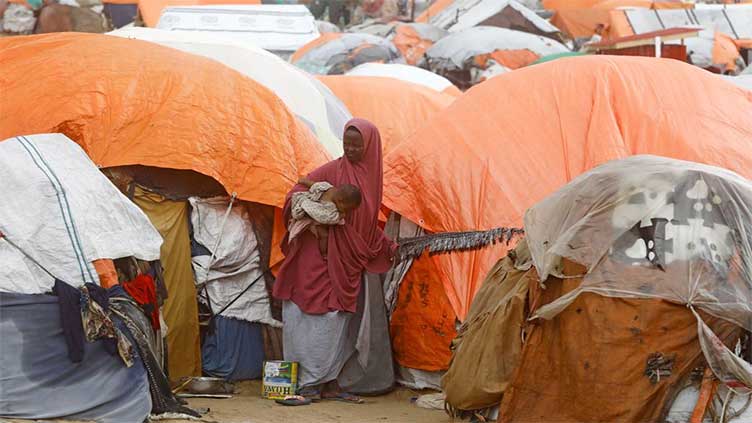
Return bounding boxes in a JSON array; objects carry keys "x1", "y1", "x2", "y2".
[{"x1": 262, "y1": 361, "x2": 298, "y2": 399}]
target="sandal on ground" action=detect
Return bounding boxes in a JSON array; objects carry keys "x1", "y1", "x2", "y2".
[
  {"x1": 298, "y1": 387, "x2": 322, "y2": 401},
  {"x1": 322, "y1": 392, "x2": 364, "y2": 404},
  {"x1": 275, "y1": 395, "x2": 312, "y2": 406}
]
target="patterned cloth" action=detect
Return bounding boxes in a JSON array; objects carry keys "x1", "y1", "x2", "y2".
[
  {"x1": 80, "y1": 285, "x2": 135, "y2": 367},
  {"x1": 288, "y1": 182, "x2": 344, "y2": 241}
]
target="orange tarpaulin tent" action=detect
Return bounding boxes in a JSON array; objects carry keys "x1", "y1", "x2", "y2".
[
  {"x1": 0, "y1": 32, "x2": 329, "y2": 379},
  {"x1": 383, "y1": 56, "x2": 752, "y2": 321},
  {"x1": 546, "y1": 0, "x2": 689, "y2": 38},
  {"x1": 137, "y1": 0, "x2": 261, "y2": 27},
  {"x1": 316, "y1": 75, "x2": 455, "y2": 154},
  {"x1": 549, "y1": 8, "x2": 614, "y2": 38},
  {"x1": 0, "y1": 33, "x2": 328, "y2": 208}
]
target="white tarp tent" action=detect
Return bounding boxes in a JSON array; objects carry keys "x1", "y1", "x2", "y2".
[
  {"x1": 346, "y1": 63, "x2": 458, "y2": 93},
  {"x1": 425, "y1": 0, "x2": 559, "y2": 36},
  {"x1": 156, "y1": 5, "x2": 320, "y2": 57},
  {"x1": 722, "y1": 75, "x2": 752, "y2": 91},
  {"x1": 0, "y1": 134, "x2": 162, "y2": 294},
  {"x1": 425, "y1": 26, "x2": 568, "y2": 70},
  {"x1": 190, "y1": 197, "x2": 279, "y2": 327},
  {"x1": 108, "y1": 27, "x2": 350, "y2": 158}
]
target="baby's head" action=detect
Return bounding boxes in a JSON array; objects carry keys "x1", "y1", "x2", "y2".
[{"x1": 332, "y1": 184, "x2": 362, "y2": 215}]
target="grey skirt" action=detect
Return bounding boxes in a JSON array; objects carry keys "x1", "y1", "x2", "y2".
[{"x1": 282, "y1": 300, "x2": 354, "y2": 388}]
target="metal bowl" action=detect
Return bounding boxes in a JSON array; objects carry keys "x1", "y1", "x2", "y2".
[{"x1": 184, "y1": 377, "x2": 235, "y2": 395}]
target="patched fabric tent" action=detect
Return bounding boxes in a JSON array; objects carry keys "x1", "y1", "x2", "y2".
[
  {"x1": 347, "y1": 21, "x2": 448, "y2": 65},
  {"x1": 422, "y1": 26, "x2": 569, "y2": 87},
  {"x1": 383, "y1": 55, "x2": 752, "y2": 327},
  {"x1": 291, "y1": 33, "x2": 404, "y2": 75},
  {"x1": 0, "y1": 32, "x2": 330, "y2": 380},
  {"x1": 108, "y1": 27, "x2": 351, "y2": 158},
  {"x1": 444, "y1": 156, "x2": 752, "y2": 421}
]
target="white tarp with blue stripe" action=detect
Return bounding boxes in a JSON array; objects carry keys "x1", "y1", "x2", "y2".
[{"x1": 0, "y1": 133, "x2": 162, "y2": 294}]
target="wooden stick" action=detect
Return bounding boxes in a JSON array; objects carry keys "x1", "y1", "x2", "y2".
[{"x1": 690, "y1": 367, "x2": 717, "y2": 423}]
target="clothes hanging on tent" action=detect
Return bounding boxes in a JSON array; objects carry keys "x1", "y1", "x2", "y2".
[
  {"x1": 109, "y1": 296, "x2": 199, "y2": 418},
  {"x1": 122, "y1": 274, "x2": 160, "y2": 330},
  {"x1": 52, "y1": 280, "x2": 135, "y2": 366},
  {"x1": 133, "y1": 186, "x2": 201, "y2": 379},
  {"x1": 189, "y1": 197, "x2": 279, "y2": 327},
  {"x1": 52, "y1": 279, "x2": 86, "y2": 363},
  {"x1": 202, "y1": 316, "x2": 266, "y2": 380}
]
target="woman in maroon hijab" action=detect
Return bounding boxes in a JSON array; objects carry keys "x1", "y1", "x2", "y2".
[{"x1": 273, "y1": 118, "x2": 396, "y2": 402}]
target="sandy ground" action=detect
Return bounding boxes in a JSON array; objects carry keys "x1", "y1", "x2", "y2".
[
  {"x1": 159, "y1": 381, "x2": 449, "y2": 423},
  {"x1": 1, "y1": 381, "x2": 449, "y2": 423}
]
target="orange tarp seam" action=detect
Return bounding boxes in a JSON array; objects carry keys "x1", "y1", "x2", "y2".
[
  {"x1": 291, "y1": 33, "x2": 342, "y2": 63},
  {"x1": 415, "y1": 0, "x2": 452, "y2": 23},
  {"x1": 476, "y1": 49, "x2": 540, "y2": 70},
  {"x1": 550, "y1": 8, "x2": 612, "y2": 39},
  {"x1": 138, "y1": 0, "x2": 261, "y2": 27},
  {"x1": 550, "y1": 9, "x2": 632, "y2": 39},
  {"x1": 0, "y1": 33, "x2": 329, "y2": 209},
  {"x1": 383, "y1": 56, "x2": 752, "y2": 320}
]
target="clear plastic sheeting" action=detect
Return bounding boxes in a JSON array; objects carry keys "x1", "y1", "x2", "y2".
[{"x1": 524, "y1": 155, "x2": 752, "y2": 388}]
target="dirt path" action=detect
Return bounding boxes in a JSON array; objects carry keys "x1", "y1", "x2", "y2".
[{"x1": 161, "y1": 381, "x2": 450, "y2": 423}]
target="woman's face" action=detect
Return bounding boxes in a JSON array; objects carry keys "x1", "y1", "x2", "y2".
[{"x1": 343, "y1": 128, "x2": 365, "y2": 163}]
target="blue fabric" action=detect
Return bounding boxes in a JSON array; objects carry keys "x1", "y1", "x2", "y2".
[
  {"x1": 0, "y1": 292, "x2": 151, "y2": 423},
  {"x1": 52, "y1": 279, "x2": 85, "y2": 363},
  {"x1": 103, "y1": 3, "x2": 138, "y2": 28},
  {"x1": 202, "y1": 316, "x2": 265, "y2": 380}
]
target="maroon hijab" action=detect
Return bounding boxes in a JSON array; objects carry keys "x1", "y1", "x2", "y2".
[{"x1": 273, "y1": 118, "x2": 395, "y2": 314}]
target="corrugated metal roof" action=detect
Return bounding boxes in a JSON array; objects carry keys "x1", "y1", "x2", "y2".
[{"x1": 624, "y1": 5, "x2": 752, "y2": 40}]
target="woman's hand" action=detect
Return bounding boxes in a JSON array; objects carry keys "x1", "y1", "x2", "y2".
[
  {"x1": 298, "y1": 177, "x2": 315, "y2": 188},
  {"x1": 311, "y1": 225, "x2": 329, "y2": 258}
]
